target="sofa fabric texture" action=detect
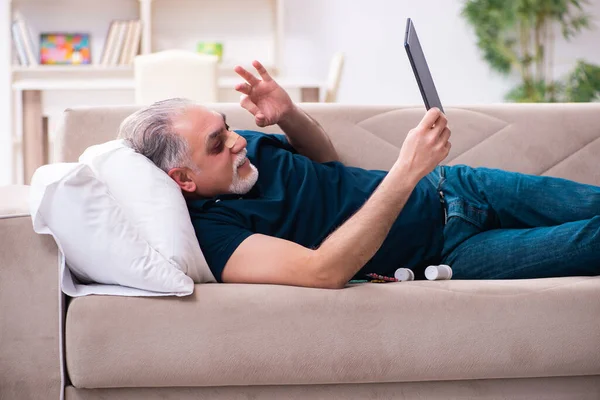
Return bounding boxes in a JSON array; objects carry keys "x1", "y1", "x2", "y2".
[
  {"x1": 64, "y1": 376, "x2": 600, "y2": 400},
  {"x1": 0, "y1": 214, "x2": 61, "y2": 399},
  {"x1": 66, "y1": 278, "x2": 600, "y2": 388}
]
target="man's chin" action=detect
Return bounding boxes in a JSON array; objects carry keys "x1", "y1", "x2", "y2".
[{"x1": 229, "y1": 163, "x2": 259, "y2": 195}]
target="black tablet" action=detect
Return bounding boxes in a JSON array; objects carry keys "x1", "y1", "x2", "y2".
[{"x1": 404, "y1": 18, "x2": 445, "y2": 113}]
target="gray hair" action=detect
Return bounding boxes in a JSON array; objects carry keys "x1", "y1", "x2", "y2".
[{"x1": 118, "y1": 98, "x2": 197, "y2": 173}]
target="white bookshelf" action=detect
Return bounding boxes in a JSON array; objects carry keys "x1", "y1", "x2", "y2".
[
  {"x1": 12, "y1": 65, "x2": 135, "y2": 84},
  {"x1": 8, "y1": 0, "x2": 284, "y2": 82},
  {"x1": 12, "y1": 65, "x2": 133, "y2": 72},
  {"x1": 13, "y1": 79, "x2": 136, "y2": 91}
]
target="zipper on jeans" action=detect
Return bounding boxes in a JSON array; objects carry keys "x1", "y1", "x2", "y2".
[{"x1": 439, "y1": 190, "x2": 448, "y2": 224}]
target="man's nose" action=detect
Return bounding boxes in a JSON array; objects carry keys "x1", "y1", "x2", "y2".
[{"x1": 224, "y1": 131, "x2": 246, "y2": 153}]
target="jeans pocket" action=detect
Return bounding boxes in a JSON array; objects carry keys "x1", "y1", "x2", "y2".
[
  {"x1": 446, "y1": 198, "x2": 491, "y2": 230},
  {"x1": 441, "y1": 198, "x2": 494, "y2": 260}
]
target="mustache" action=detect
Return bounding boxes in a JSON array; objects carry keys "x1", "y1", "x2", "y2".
[{"x1": 235, "y1": 149, "x2": 248, "y2": 167}]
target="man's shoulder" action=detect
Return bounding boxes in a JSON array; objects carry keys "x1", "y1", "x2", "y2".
[{"x1": 187, "y1": 197, "x2": 252, "y2": 234}]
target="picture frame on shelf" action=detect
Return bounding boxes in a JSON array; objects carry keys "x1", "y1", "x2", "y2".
[{"x1": 40, "y1": 33, "x2": 92, "y2": 65}]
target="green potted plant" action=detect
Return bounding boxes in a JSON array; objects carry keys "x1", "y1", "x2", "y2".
[{"x1": 462, "y1": 0, "x2": 600, "y2": 102}]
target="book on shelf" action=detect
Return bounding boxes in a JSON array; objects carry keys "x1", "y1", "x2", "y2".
[
  {"x1": 11, "y1": 12, "x2": 38, "y2": 67},
  {"x1": 100, "y1": 19, "x2": 142, "y2": 67},
  {"x1": 10, "y1": 13, "x2": 142, "y2": 68},
  {"x1": 120, "y1": 20, "x2": 142, "y2": 65},
  {"x1": 11, "y1": 22, "x2": 28, "y2": 66}
]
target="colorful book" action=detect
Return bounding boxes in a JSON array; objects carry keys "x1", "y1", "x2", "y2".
[{"x1": 40, "y1": 33, "x2": 91, "y2": 65}]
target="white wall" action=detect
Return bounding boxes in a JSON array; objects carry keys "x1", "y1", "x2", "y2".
[
  {"x1": 1, "y1": 0, "x2": 600, "y2": 186},
  {"x1": 284, "y1": 0, "x2": 600, "y2": 105}
]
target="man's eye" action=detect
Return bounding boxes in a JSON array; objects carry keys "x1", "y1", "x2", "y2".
[
  {"x1": 213, "y1": 141, "x2": 223, "y2": 153},
  {"x1": 225, "y1": 123, "x2": 230, "y2": 131}
]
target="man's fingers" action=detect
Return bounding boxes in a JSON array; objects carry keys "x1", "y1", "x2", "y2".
[
  {"x1": 234, "y1": 65, "x2": 260, "y2": 86},
  {"x1": 239, "y1": 94, "x2": 260, "y2": 115},
  {"x1": 434, "y1": 116, "x2": 448, "y2": 134},
  {"x1": 419, "y1": 107, "x2": 443, "y2": 130},
  {"x1": 235, "y1": 82, "x2": 252, "y2": 96},
  {"x1": 252, "y1": 60, "x2": 272, "y2": 81},
  {"x1": 439, "y1": 127, "x2": 451, "y2": 143},
  {"x1": 444, "y1": 140, "x2": 452, "y2": 154},
  {"x1": 438, "y1": 128, "x2": 452, "y2": 155},
  {"x1": 255, "y1": 113, "x2": 267, "y2": 127}
]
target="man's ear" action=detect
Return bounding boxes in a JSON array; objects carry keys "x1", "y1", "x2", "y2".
[{"x1": 167, "y1": 167, "x2": 197, "y2": 194}]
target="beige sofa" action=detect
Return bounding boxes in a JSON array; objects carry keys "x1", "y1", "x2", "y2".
[{"x1": 2, "y1": 103, "x2": 600, "y2": 400}]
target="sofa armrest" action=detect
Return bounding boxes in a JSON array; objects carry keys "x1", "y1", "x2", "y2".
[
  {"x1": 0, "y1": 186, "x2": 61, "y2": 399},
  {"x1": 0, "y1": 185, "x2": 31, "y2": 217}
]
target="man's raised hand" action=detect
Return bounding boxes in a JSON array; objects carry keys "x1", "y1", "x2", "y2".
[{"x1": 234, "y1": 60, "x2": 294, "y2": 127}]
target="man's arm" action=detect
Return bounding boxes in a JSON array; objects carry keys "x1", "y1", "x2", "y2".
[
  {"x1": 277, "y1": 105, "x2": 339, "y2": 163},
  {"x1": 233, "y1": 60, "x2": 339, "y2": 163},
  {"x1": 222, "y1": 109, "x2": 451, "y2": 289},
  {"x1": 223, "y1": 161, "x2": 420, "y2": 288}
]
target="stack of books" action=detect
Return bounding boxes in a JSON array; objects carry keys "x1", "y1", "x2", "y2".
[
  {"x1": 11, "y1": 13, "x2": 38, "y2": 66},
  {"x1": 99, "y1": 20, "x2": 143, "y2": 67}
]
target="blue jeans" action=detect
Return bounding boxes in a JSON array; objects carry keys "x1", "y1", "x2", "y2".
[{"x1": 426, "y1": 165, "x2": 600, "y2": 279}]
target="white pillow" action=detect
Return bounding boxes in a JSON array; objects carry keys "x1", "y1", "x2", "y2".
[
  {"x1": 79, "y1": 139, "x2": 215, "y2": 284},
  {"x1": 30, "y1": 163, "x2": 195, "y2": 297}
]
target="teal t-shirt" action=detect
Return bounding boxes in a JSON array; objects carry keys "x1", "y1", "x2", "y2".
[{"x1": 187, "y1": 130, "x2": 445, "y2": 283}]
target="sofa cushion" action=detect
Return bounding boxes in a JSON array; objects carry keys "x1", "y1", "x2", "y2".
[
  {"x1": 66, "y1": 277, "x2": 600, "y2": 388},
  {"x1": 79, "y1": 139, "x2": 215, "y2": 284},
  {"x1": 30, "y1": 163, "x2": 194, "y2": 296}
]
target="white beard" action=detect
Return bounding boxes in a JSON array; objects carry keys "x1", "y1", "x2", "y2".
[{"x1": 229, "y1": 149, "x2": 259, "y2": 195}]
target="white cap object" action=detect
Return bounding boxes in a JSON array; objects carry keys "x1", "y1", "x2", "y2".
[
  {"x1": 425, "y1": 264, "x2": 453, "y2": 281},
  {"x1": 394, "y1": 268, "x2": 415, "y2": 281}
]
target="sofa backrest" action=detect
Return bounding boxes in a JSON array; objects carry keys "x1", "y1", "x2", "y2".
[{"x1": 55, "y1": 103, "x2": 600, "y2": 186}]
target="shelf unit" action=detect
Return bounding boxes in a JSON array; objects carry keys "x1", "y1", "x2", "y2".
[
  {"x1": 9, "y1": 0, "x2": 285, "y2": 87},
  {"x1": 12, "y1": 65, "x2": 133, "y2": 73}
]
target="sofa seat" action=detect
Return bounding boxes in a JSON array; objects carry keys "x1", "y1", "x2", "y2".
[{"x1": 66, "y1": 277, "x2": 600, "y2": 389}]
